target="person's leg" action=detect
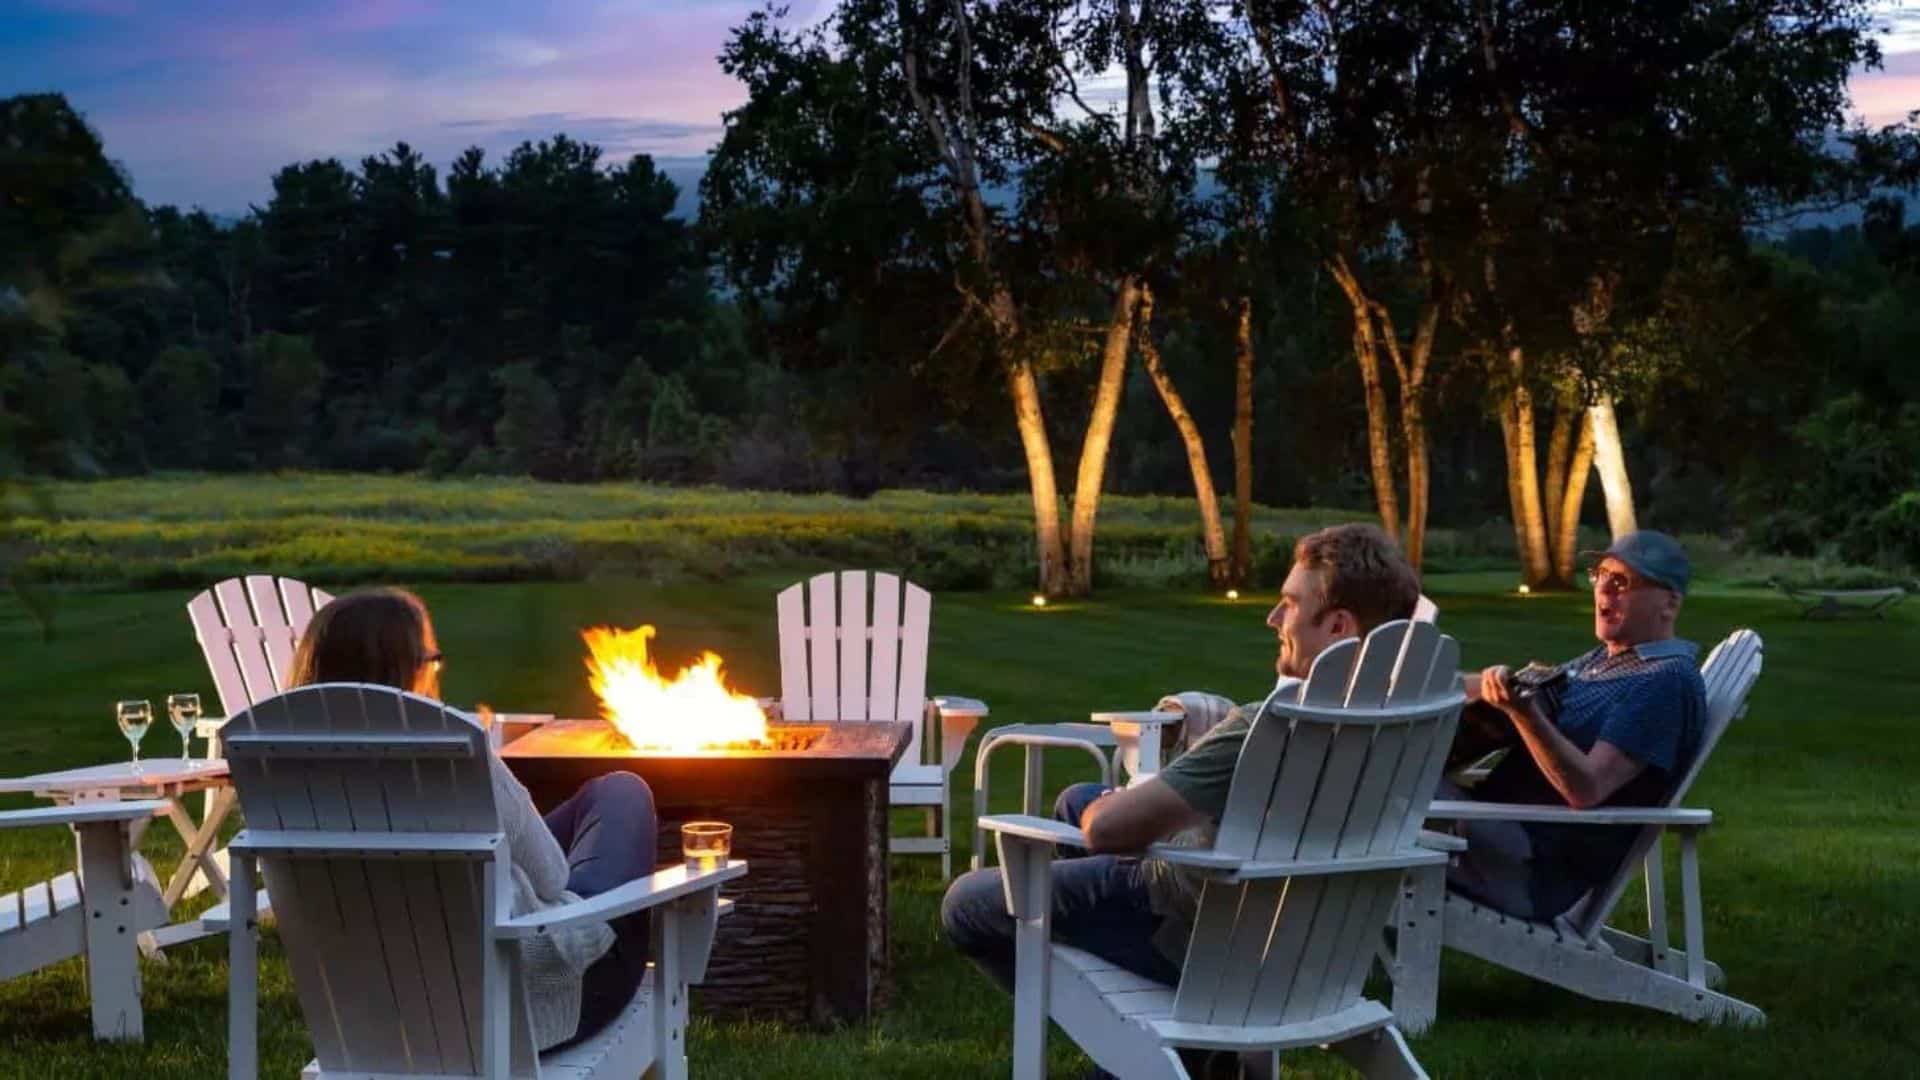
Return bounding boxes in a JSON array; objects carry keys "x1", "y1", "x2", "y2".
[
  {"x1": 941, "y1": 853, "x2": 1178, "y2": 994},
  {"x1": 542, "y1": 770, "x2": 659, "y2": 1047},
  {"x1": 1436, "y1": 779, "x2": 1537, "y2": 919},
  {"x1": 1050, "y1": 781, "x2": 1111, "y2": 859},
  {"x1": 543, "y1": 770, "x2": 658, "y2": 897},
  {"x1": 1054, "y1": 781, "x2": 1110, "y2": 827}
]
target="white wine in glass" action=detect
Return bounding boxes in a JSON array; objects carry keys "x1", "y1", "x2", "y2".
[
  {"x1": 167, "y1": 692, "x2": 202, "y2": 759},
  {"x1": 116, "y1": 699, "x2": 153, "y2": 769}
]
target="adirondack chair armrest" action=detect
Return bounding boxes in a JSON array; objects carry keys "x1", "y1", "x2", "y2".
[
  {"x1": 493, "y1": 860, "x2": 748, "y2": 939},
  {"x1": 932, "y1": 696, "x2": 989, "y2": 769},
  {"x1": 933, "y1": 695, "x2": 990, "y2": 719},
  {"x1": 1426, "y1": 800, "x2": 1713, "y2": 828},
  {"x1": 0, "y1": 800, "x2": 169, "y2": 829},
  {"x1": 1144, "y1": 844, "x2": 1448, "y2": 879},
  {"x1": 1416, "y1": 828, "x2": 1468, "y2": 853},
  {"x1": 976, "y1": 813, "x2": 1087, "y2": 849}
]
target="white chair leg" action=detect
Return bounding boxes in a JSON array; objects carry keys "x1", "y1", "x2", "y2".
[
  {"x1": 1000, "y1": 836, "x2": 1054, "y2": 1080},
  {"x1": 652, "y1": 901, "x2": 691, "y2": 1080},
  {"x1": 75, "y1": 820, "x2": 144, "y2": 1042},
  {"x1": 1327, "y1": 1025, "x2": 1427, "y2": 1080},
  {"x1": 1390, "y1": 864, "x2": 1444, "y2": 1035}
]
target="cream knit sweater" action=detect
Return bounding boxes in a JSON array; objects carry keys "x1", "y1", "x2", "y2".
[{"x1": 484, "y1": 753, "x2": 618, "y2": 1051}]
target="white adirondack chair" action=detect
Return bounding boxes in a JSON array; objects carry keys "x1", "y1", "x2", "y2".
[
  {"x1": 1389, "y1": 629, "x2": 1767, "y2": 1033},
  {"x1": 222, "y1": 684, "x2": 745, "y2": 1080},
  {"x1": 971, "y1": 595, "x2": 1442, "y2": 872},
  {"x1": 775, "y1": 571, "x2": 989, "y2": 879},
  {"x1": 188, "y1": 574, "x2": 336, "y2": 737},
  {"x1": 979, "y1": 619, "x2": 1465, "y2": 1080},
  {"x1": 179, "y1": 575, "x2": 335, "y2": 933},
  {"x1": 0, "y1": 801, "x2": 171, "y2": 1040}
]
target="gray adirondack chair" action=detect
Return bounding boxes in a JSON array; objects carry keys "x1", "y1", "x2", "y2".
[
  {"x1": 979, "y1": 618, "x2": 1464, "y2": 1079},
  {"x1": 1389, "y1": 629, "x2": 1767, "y2": 1033},
  {"x1": 222, "y1": 683, "x2": 745, "y2": 1079},
  {"x1": 971, "y1": 595, "x2": 1442, "y2": 872}
]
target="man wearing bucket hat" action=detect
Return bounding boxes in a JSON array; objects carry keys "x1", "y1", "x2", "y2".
[{"x1": 1448, "y1": 529, "x2": 1708, "y2": 920}]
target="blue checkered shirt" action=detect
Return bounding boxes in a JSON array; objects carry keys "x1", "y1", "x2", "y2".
[{"x1": 1479, "y1": 638, "x2": 1707, "y2": 917}]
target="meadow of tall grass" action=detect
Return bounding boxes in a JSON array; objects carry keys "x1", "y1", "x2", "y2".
[{"x1": 6, "y1": 473, "x2": 1895, "y2": 593}]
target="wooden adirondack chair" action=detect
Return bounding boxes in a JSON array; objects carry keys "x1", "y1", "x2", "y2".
[
  {"x1": 1389, "y1": 629, "x2": 1767, "y2": 1033},
  {"x1": 970, "y1": 595, "x2": 1443, "y2": 873},
  {"x1": 0, "y1": 801, "x2": 171, "y2": 1040},
  {"x1": 979, "y1": 619, "x2": 1465, "y2": 1080},
  {"x1": 222, "y1": 684, "x2": 745, "y2": 1080},
  {"x1": 774, "y1": 571, "x2": 988, "y2": 879}
]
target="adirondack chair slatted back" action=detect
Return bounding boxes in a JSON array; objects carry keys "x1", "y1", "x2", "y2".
[
  {"x1": 1565, "y1": 629, "x2": 1764, "y2": 940},
  {"x1": 188, "y1": 575, "x2": 335, "y2": 718},
  {"x1": 1173, "y1": 620, "x2": 1463, "y2": 1028},
  {"x1": 777, "y1": 571, "x2": 932, "y2": 759},
  {"x1": 223, "y1": 684, "x2": 530, "y2": 1076}
]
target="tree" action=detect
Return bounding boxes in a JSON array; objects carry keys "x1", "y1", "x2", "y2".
[
  {"x1": 1451, "y1": 0, "x2": 1887, "y2": 587},
  {"x1": 1236, "y1": 0, "x2": 1462, "y2": 571}
]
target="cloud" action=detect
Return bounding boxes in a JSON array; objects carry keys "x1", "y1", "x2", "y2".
[{"x1": 488, "y1": 34, "x2": 562, "y2": 69}]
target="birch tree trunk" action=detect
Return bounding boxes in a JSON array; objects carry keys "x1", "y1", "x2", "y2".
[
  {"x1": 1352, "y1": 318, "x2": 1402, "y2": 543},
  {"x1": 900, "y1": 9, "x2": 1073, "y2": 593},
  {"x1": 1006, "y1": 356, "x2": 1067, "y2": 593},
  {"x1": 1588, "y1": 395, "x2": 1638, "y2": 539},
  {"x1": 1137, "y1": 285, "x2": 1230, "y2": 586},
  {"x1": 1500, "y1": 352, "x2": 1554, "y2": 587},
  {"x1": 1230, "y1": 294, "x2": 1254, "y2": 586},
  {"x1": 1544, "y1": 406, "x2": 1574, "y2": 541},
  {"x1": 1551, "y1": 408, "x2": 1597, "y2": 583},
  {"x1": 1065, "y1": 279, "x2": 1139, "y2": 595}
]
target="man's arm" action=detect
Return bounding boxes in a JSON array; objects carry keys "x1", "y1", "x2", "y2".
[
  {"x1": 1078, "y1": 778, "x2": 1209, "y2": 854},
  {"x1": 1499, "y1": 698, "x2": 1647, "y2": 809}
]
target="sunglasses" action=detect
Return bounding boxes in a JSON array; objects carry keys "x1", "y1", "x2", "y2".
[{"x1": 1586, "y1": 566, "x2": 1647, "y2": 596}]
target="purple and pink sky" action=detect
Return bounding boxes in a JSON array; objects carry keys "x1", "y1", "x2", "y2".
[{"x1": 3, "y1": 0, "x2": 1916, "y2": 216}]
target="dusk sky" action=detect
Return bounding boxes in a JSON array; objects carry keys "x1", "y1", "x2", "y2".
[{"x1": 4, "y1": 0, "x2": 1918, "y2": 217}]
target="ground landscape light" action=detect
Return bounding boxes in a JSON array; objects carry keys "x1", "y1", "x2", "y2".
[
  {"x1": 1517, "y1": 584, "x2": 1532, "y2": 595},
  {"x1": 1226, "y1": 589, "x2": 1240, "y2": 600},
  {"x1": 1031, "y1": 594, "x2": 1048, "y2": 608}
]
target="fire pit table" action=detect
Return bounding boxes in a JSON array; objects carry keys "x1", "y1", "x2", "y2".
[{"x1": 501, "y1": 717, "x2": 911, "y2": 1025}]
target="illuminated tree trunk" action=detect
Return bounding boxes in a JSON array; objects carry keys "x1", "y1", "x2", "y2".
[
  {"x1": 1137, "y1": 285, "x2": 1230, "y2": 586},
  {"x1": 1230, "y1": 295, "x2": 1255, "y2": 586},
  {"x1": 1589, "y1": 395, "x2": 1638, "y2": 539},
  {"x1": 1499, "y1": 354, "x2": 1554, "y2": 588},
  {"x1": 1551, "y1": 408, "x2": 1597, "y2": 583},
  {"x1": 1006, "y1": 353, "x2": 1067, "y2": 594},
  {"x1": 1065, "y1": 279, "x2": 1140, "y2": 595}
]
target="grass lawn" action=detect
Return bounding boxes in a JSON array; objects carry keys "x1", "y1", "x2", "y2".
[{"x1": 0, "y1": 572, "x2": 1915, "y2": 1077}]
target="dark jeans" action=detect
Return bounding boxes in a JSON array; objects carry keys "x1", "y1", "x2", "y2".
[
  {"x1": 542, "y1": 770, "x2": 658, "y2": 1047},
  {"x1": 941, "y1": 781, "x2": 1179, "y2": 994}
]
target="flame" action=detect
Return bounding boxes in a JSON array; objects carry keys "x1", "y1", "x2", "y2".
[{"x1": 581, "y1": 625, "x2": 769, "y2": 751}]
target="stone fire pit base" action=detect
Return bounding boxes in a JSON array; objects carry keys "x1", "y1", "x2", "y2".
[{"x1": 500, "y1": 719, "x2": 910, "y2": 1025}]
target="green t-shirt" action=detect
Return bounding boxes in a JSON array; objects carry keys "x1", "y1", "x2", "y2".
[{"x1": 1142, "y1": 700, "x2": 1266, "y2": 962}]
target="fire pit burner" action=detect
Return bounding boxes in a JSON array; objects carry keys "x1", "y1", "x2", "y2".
[{"x1": 615, "y1": 725, "x2": 825, "y2": 754}]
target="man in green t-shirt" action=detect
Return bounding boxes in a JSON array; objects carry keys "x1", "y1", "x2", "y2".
[{"x1": 942, "y1": 524, "x2": 1423, "y2": 993}]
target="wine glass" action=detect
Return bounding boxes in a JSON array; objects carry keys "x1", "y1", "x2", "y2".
[
  {"x1": 116, "y1": 699, "x2": 153, "y2": 770},
  {"x1": 166, "y1": 693, "x2": 202, "y2": 759}
]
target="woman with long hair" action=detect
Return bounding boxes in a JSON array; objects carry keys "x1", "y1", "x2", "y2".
[{"x1": 288, "y1": 587, "x2": 656, "y2": 1051}]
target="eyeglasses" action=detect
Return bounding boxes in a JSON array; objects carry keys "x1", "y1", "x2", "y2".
[
  {"x1": 423, "y1": 650, "x2": 445, "y2": 671},
  {"x1": 1586, "y1": 566, "x2": 1644, "y2": 596}
]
